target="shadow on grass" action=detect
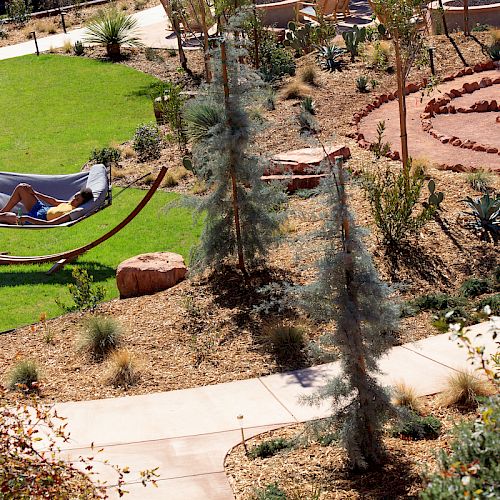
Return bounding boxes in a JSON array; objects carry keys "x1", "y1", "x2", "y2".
[{"x1": 0, "y1": 261, "x2": 115, "y2": 288}]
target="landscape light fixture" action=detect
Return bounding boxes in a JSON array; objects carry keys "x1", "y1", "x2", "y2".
[
  {"x1": 428, "y1": 45, "x2": 436, "y2": 76},
  {"x1": 60, "y1": 10, "x2": 67, "y2": 34}
]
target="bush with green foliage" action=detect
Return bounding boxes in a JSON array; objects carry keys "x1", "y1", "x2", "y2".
[
  {"x1": 262, "y1": 323, "x2": 306, "y2": 363},
  {"x1": 363, "y1": 162, "x2": 436, "y2": 246},
  {"x1": 342, "y1": 25, "x2": 367, "y2": 61},
  {"x1": 133, "y1": 123, "x2": 162, "y2": 161},
  {"x1": 6, "y1": 0, "x2": 32, "y2": 25},
  {"x1": 253, "y1": 482, "x2": 287, "y2": 500},
  {"x1": 83, "y1": 8, "x2": 143, "y2": 58},
  {"x1": 460, "y1": 278, "x2": 492, "y2": 298},
  {"x1": 248, "y1": 438, "x2": 293, "y2": 459},
  {"x1": 370, "y1": 120, "x2": 391, "y2": 158},
  {"x1": 391, "y1": 409, "x2": 441, "y2": 440},
  {"x1": 412, "y1": 293, "x2": 464, "y2": 312},
  {"x1": 356, "y1": 75, "x2": 370, "y2": 93},
  {"x1": 80, "y1": 316, "x2": 122, "y2": 359},
  {"x1": 467, "y1": 171, "x2": 493, "y2": 193},
  {"x1": 488, "y1": 40, "x2": 500, "y2": 61},
  {"x1": 7, "y1": 360, "x2": 39, "y2": 392},
  {"x1": 57, "y1": 267, "x2": 105, "y2": 312},
  {"x1": 0, "y1": 28, "x2": 8, "y2": 39},
  {"x1": 258, "y1": 38, "x2": 296, "y2": 83},
  {"x1": 421, "y1": 396, "x2": 499, "y2": 499},
  {"x1": 89, "y1": 146, "x2": 121, "y2": 167},
  {"x1": 477, "y1": 293, "x2": 500, "y2": 315}
]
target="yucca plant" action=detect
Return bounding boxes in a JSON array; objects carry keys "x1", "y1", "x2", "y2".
[
  {"x1": 183, "y1": 101, "x2": 224, "y2": 143},
  {"x1": 463, "y1": 193, "x2": 500, "y2": 243},
  {"x1": 315, "y1": 44, "x2": 344, "y2": 71},
  {"x1": 83, "y1": 9, "x2": 143, "y2": 59}
]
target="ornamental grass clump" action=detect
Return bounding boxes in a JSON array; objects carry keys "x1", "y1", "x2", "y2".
[
  {"x1": 440, "y1": 370, "x2": 494, "y2": 409},
  {"x1": 391, "y1": 381, "x2": 423, "y2": 414},
  {"x1": 80, "y1": 316, "x2": 122, "y2": 360},
  {"x1": 7, "y1": 360, "x2": 40, "y2": 392},
  {"x1": 83, "y1": 8, "x2": 143, "y2": 59},
  {"x1": 105, "y1": 349, "x2": 140, "y2": 387}
]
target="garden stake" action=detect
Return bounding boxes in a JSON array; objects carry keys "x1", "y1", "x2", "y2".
[
  {"x1": 32, "y1": 32, "x2": 39, "y2": 56},
  {"x1": 428, "y1": 46, "x2": 435, "y2": 76}
]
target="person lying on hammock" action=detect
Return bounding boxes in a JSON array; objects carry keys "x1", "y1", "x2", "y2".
[{"x1": 0, "y1": 183, "x2": 93, "y2": 225}]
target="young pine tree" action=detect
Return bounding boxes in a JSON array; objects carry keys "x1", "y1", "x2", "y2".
[
  {"x1": 185, "y1": 36, "x2": 286, "y2": 275},
  {"x1": 303, "y1": 158, "x2": 400, "y2": 470}
]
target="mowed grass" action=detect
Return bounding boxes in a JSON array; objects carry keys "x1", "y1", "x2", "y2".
[
  {"x1": 0, "y1": 54, "x2": 157, "y2": 174},
  {"x1": 0, "y1": 188, "x2": 203, "y2": 332}
]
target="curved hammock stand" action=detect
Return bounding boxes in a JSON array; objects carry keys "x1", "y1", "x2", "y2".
[{"x1": 0, "y1": 167, "x2": 167, "y2": 274}]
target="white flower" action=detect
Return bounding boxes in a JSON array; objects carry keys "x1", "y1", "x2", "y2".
[
  {"x1": 449, "y1": 323, "x2": 461, "y2": 332},
  {"x1": 445, "y1": 310, "x2": 455, "y2": 319},
  {"x1": 461, "y1": 475, "x2": 471, "y2": 486},
  {"x1": 483, "y1": 305, "x2": 491, "y2": 316}
]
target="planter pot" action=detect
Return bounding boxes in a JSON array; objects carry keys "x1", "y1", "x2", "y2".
[{"x1": 106, "y1": 43, "x2": 121, "y2": 59}]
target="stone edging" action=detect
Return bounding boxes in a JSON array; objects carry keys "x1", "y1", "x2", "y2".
[
  {"x1": 348, "y1": 59, "x2": 499, "y2": 171},
  {"x1": 421, "y1": 78, "x2": 500, "y2": 155}
]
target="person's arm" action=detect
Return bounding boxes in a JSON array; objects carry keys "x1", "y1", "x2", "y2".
[
  {"x1": 21, "y1": 214, "x2": 71, "y2": 225},
  {"x1": 31, "y1": 190, "x2": 66, "y2": 207}
]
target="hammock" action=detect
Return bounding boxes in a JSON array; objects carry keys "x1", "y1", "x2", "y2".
[
  {"x1": 0, "y1": 164, "x2": 110, "y2": 229},
  {"x1": 0, "y1": 167, "x2": 167, "y2": 273}
]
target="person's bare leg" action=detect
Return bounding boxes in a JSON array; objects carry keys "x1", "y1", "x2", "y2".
[
  {"x1": 0, "y1": 212, "x2": 17, "y2": 224},
  {"x1": 1, "y1": 184, "x2": 38, "y2": 212}
]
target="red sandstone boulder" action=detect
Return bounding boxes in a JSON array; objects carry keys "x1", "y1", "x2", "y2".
[
  {"x1": 479, "y1": 77, "x2": 492, "y2": 88},
  {"x1": 462, "y1": 82, "x2": 480, "y2": 93},
  {"x1": 116, "y1": 252, "x2": 187, "y2": 299},
  {"x1": 472, "y1": 144, "x2": 486, "y2": 152},
  {"x1": 489, "y1": 100, "x2": 498, "y2": 111},
  {"x1": 487, "y1": 147, "x2": 498, "y2": 154},
  {"x1": 472, "y1": 100, "x2": 490, "y2": 112}
]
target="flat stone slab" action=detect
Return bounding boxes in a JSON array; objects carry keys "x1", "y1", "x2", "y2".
[{"x1": 116, "y1": 252, "x2": 187, "y2": 299}]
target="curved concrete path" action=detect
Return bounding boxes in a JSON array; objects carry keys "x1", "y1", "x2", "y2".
[
  {"x1": 359, "y1": 68, "x2": 500, "y2": 171},
  {"x1": 0, "y1": 5, "x2": 184, "y2": 61},
  {"x1": 43, "y1": 319, "x2": 498, "y2": 499}
]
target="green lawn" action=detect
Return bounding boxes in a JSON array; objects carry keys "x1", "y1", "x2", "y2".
[
  {"x1": 0, "y1": 54, "x2": 201, "y2": 331},
  {"x1": 0, "y1": 188, "x2": 202, "y2": 332},
  {"x1": 0, "y1": 54, "x2": 157, "y2": 174}
]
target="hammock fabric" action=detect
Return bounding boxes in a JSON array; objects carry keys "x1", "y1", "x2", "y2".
[{"x1": 0, "y1": 164, "x2": 109, "y2": 229}]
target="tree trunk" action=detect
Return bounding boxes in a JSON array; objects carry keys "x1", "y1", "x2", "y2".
[
  {"x1": 463, "y1": 0, "x2": 470, "y2": 36},
  {"x1": 252, "y1": 0, "x2": 260, "y2": 69},
  {"x1": 220, "y1": 41, "x2": 247, "y2": 277},
  {"x1": 197, "y1": 0, "x2": 212, "y2": 82},
  {"x1": 394, "y1": 38, "x2": 410, "y2": 169},
  {"x1": 159, "y1": 0, "x2": 189, "y2": 72}
]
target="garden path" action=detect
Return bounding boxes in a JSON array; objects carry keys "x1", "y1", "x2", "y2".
[
  {"x1": 48, "y1": 319, "x2": 498, "y2": 499},
  {"x1": 0, "y1": 5, "x2": 179, "y2": 61}
]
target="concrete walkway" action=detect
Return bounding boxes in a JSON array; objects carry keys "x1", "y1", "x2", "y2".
[
  {"x1": 0, "y1": 5, "x2": 181, "y2": 61},
  {"x1": 47, "y1": 319, "x2": 498, "y2": 499}
]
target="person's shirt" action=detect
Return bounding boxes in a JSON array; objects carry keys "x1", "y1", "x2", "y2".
[{"x1": 46, "y1": 203, "x2": 74, "y2": 221}]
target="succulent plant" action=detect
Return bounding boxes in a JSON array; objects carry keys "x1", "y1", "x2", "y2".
[
  {"x1": 342, "y1": 25, "x2": 367, "y2": 62},
  {"x1": 427, "y1": 179, "x2": 444, "y2": 209},
  {"x1": 315, "y1": 44, "x2": 344, "y2": 71},
  {"x1": 463, "y1": 193, "x2": 500, "y2": 243}
]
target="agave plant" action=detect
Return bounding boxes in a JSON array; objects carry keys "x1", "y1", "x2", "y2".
[
  {"x1": 315, "y1": 44, "x2": 344, "y2": 71},
  {"x1": 83, "y1": 9, "x2": 143, "y2": 59},
  {"x1": 463, "y1": 193, "x2": 500, "y2": 243}
]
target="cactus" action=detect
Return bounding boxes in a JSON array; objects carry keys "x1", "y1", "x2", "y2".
[
  {"x1": 182, "y1": 156, "x2": 193, "y2": 171},
  {"x1": 342, "y1": 25, "x2": 367, "y2": 62},
  {"x1": 427, "y1": 179, "x2": 444, "y2": 209},
  {"x1": 284, "y1": 21, "x2": 316, "y2": 55},
  {"x1": 377, "y1": 23, "x2": 387, "y2": 39}
]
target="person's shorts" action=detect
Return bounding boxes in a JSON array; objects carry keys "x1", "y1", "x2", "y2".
[{"x1": 27, "y1": 200, "x2": 49, "y2": 221}]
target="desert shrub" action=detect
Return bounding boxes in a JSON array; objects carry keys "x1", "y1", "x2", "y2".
[
  {"x1": 467, "y1": 171, "x2": 493, "y2": 193},
  {"x1": 83, "y1": 8, "x2": 143, "y2": 59},
  {"x1": 259, "y1": 38, "x2": 296, "y2": 82},
  {"x1": 298, "y1": 64, "x2": 318, "y2": 86},
  {"x1": 363, "y1": 162, "x2": 436, "y2": 246},
  {"x1": 89, "y1": 146, "x2": 121, "y2": 167},
  {"x1": 476, "y1": 293, "x2": 500, "y2": 315},
  {"x1": 370, "y1": 120, "x2": 391, "y2": 158},
  {"x1": 297, "y1": 109, "x2": 320, "y2": 135},
  {"x1": 0, "y1": 28, "x2": 8, "y2": 39},
  {"x1": 80, "y1": 316, "x2": 122, "y2": 360},
  {"x1": 106, "y1": 349, "x2": 140, "y2": 387},
  {"x1": 6, "y1": 0, "x2": 32, "y2": 25},
  {"x1": 356, "y1": 75, "x2": 370, "y2": 93},
  {"x1": 471, "y1": 23, "x2": 490, "y2": 32},
  {"x1": 301, "y1": 96, "x2": 316, "y2": 115},
  {"x1": 392, "y1": 409, "x2": 441, "y2": 440},
  {"x1": 412, "y1": 293, "x2": 464, "y2": 312},
  {"x1": 281, "y1": 81, "x2": 310, "y2": 100},
  {"x1": 262, "y1": 323, "x2": 306, "y2": 361},
  {"x1": 460, "y1": 277, "x2": 492, "y2": 298},
  {"x1": 392, "y1": 382, "x2": 422, "y2": 413},
  {"x1": 421, "y1": 396, "x2": 499, "y2": 499},
  {"x1": 183, "y1": 101, "x2": 224, "y2": 143},
  {"x1": 62, "y1": 39, "x2": 72, "y2": 53},
  {"x1": 133, "y1": 123, "x2": 162, "y2": 161},
  {"x1": 253, "y1": 483, "x2": 287, "y2": 500},
  {"x1": 488, "y1": 37, "x2": 500, "y2": 61},
  {"x1": 432, "y1": 308, "x2": 471, "y2": 333},
  {"x1": 365, "y1": 40, "x2": 392, "y2": 71},
  {"x1": 190, "y1": 179, "x2": 207, "y2": 195},
  {"x1": 7, "y1": 360, "x2": 39, "y2": 392},
  {"x1": 57, "y1": 267, "x2": 105, "y2": 312},
  {"x1": 440, "y1": 370, "x2": 494, "y2": 409},
  {"x1": 248, "y1": 438, "x2": 293, "y2": 459}
]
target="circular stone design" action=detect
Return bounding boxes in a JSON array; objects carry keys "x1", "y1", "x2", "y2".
[{"x1": 356, "y1": 65, "x2": 500, "y2": 172}]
